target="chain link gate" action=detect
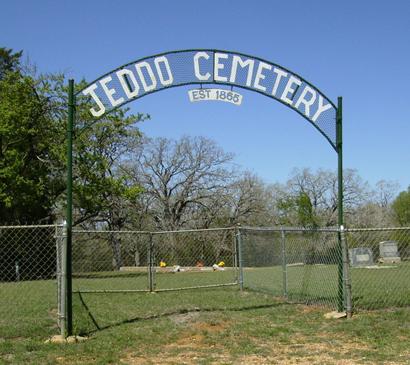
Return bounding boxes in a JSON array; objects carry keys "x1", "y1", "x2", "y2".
[{"x1": 67, "y1": 227, "x2": 238, "y2": 295}]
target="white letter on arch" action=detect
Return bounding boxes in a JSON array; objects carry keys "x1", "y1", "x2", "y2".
[
  {"x1": 214, "y1": 52, "x2": 229, "y2": 82},
  {"x1": 294, "y1": 85, "x2": 317, "y2": 119},
  {"x1": 100, "y1": 76, "x2": 125, "y2": 108},
  {"x1": 194, "y1": 52, "x2": 211, "y2": 81},
  {"x1": 230, "y1": 55, "x2": 254, "y2": 86},
  {"x1": 82, "y1": 83, "x2": 106, "y2": 117},
  {"x1": 154, "y1": 56, "x2": 173, "y2": 86},
  {"x1": 116, "y1": 69, "x2": 140, "y2": 99},
  {"x1": 135, "y1": 61, "x2": 157, "y2": 92}
]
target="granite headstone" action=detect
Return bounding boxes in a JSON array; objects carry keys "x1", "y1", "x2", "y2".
[
  {"x1": 349, "y1": 247, "x2": 374, "y2": 267},
  {"x1": 379, "y1": 241, "x2": 401, "y2": 263}
]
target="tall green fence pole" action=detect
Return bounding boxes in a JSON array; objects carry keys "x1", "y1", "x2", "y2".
[
  {"x1": 280, "y1": 228, "x2": 288, "y2": 299},
  {"x1": 337, "y1": 96, "x2": 344, "y2": 312},
  {"x1": 236, "y1": 225, "x2": 244, "y2": 290},
  {"x1": 66, "y1": 79, "x2": 75, "y2": 336}
]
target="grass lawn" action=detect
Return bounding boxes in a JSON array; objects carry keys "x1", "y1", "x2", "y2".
[
  {"x1": 243, "y1": 263, "x2": 410, "y2": 310},
  {"x1": 1, "y1": 265, "x2": 410, "y2": 364}
]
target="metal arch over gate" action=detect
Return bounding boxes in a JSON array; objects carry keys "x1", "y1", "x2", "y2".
[{"x1": 65, "y1": 49, "x2": 344, "y2": 335}]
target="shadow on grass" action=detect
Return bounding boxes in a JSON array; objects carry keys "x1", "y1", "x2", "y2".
[{"x1": 77, "y1": 291, "x2": 287, "y2": 336}]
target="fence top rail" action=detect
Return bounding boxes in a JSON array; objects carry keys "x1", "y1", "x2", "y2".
[
  {"x1": 345, "y1": 226, "x2": 410, "y2": 232},
  {"x1": 0, "y1": 224, "x2": 63, "y2": 229},
  {"x1": 72, "y1": 226, "x2": 236, "y2": 235},
  {"x1": 3, "y1": 224, "x2": 409, "y2": 233},
  {"x1": 151, "y1": 227, "x2": 236, "y2": 235},
  {"x1": 239, "y1": 226, "x2": 339, "y2": 233},
  {"x1": 73, "y1": 229, "x2": 152, "y2": 234}
]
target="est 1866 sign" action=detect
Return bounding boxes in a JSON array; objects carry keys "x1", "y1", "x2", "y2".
[
  {"x1": 79, "y1": 50, "x2": 337, "y2": 148},
  {"x1": 188, "y1": 88, "x2": 243, "y2": 106}
]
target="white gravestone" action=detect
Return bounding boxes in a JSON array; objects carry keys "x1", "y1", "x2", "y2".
[
  {"x1": 349, "y1": 247, "x2": 374, "y2": 267},
  {"x1": 379, "y1": 241, "x2": 401, "y2": 263}
]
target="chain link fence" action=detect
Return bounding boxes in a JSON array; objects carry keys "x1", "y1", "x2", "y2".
[
  {"x1": 345, "y1": 227, "x2": 410, "y2": 310},
  {"x1": 70, "y1": 227, "x2": 237, "y2": 294},
  {"x1": 0, "y1": 224, "x2": 63, "y2": 339},
  {"x1": 239, "y1": 226, "x2": 410, "y2": 312},
  {"x1": 68, "y1": 227, "x2": 238, "y2": 333},
  {"x1": 2, "y1": 224, "x2": 410, "y2": 338},
  {"x1": 240, "y1": 227, "x2": 342, "y2": 309}
]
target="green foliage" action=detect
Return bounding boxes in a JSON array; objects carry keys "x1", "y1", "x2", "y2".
[
  {"x1": 0, "y1": 47, "x2": 22, "y2": 79},
  {"x1": 392, "y1": 186, "x2": 410, "y2": 226},
  {"x1": 71, "y1": 89, "x2": 148, "y2": 226},
  {"x1": 0, "y1": 68, "x2": 65, "y2": 224},
  {"x1": 0, "y1": 48, "x2": 147, "y2": 225},
  {"x1": 296, "y1": 192, "x2": 317, "y2": 228}
]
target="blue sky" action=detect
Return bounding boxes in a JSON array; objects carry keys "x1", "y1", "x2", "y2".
[{"x1": 1, "y1": 0, "x2": 409, "y2": 190}]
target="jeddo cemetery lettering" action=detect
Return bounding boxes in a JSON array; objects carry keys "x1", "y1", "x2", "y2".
[{"x1": 82, "y1": 51, "x2": 333, "y2": 124}]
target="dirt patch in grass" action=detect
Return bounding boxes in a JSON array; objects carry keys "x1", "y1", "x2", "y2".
[
  {"x1": 296, "y1": 304, "x2": 325, "y2": 314},
  {"x1": 119, "y1": 328, "x2": 409, "y2": 365},
  {"x1": 168, "y1": 311, "x2": 201, "y2": 325},
  {"x1": 120, "y1": 319, "x2": 231, "y2": 364}
]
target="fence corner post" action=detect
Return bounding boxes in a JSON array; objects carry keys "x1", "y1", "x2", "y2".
[
  {"x1": 59, "y1": 221, "x2": 67, "y2": 337},
  {"x1": 341, "y1": 225, "x2": 353, "y2": 318},
  {"x1": 236, "y1": 224, "x2": 244, "y2": 291},
  {"x1": 280, "y1": 228, "x2": 288, "y2": 300},
  {"x1": 148, "y1": 233, "x2": 155, "y2": 292}
]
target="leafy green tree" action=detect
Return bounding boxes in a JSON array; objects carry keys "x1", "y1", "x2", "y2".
[
  {"x1": 0, "y1": 48, "x2": 148, "y2": 228},
  {"x1": 296, "y1": 192, "x2": 317, "y2": 228},
  {"x1": 71, "y1": 95, "x2": 148, "y2": 227},
  {"x1": 0, "y1": 47, "x2": 22, "y2": 79},
  {"x1": 0, "y1": 64, "x2": 64, "y2": 224},
  {"x1": 392, "y1": 187, "x2": 410, "y2": 226}
]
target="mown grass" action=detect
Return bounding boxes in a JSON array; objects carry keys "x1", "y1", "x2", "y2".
[
  {"x1": 243, "y1": 262, "x2": 410, "y2": 309},
  {"x1": 1, "y1": 265, "x2": 410, "y2": 364}
]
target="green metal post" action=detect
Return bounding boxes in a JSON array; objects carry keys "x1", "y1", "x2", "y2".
[
  {"x1": 148, "y1": 234, "x2": 155, "y2": 292},
  {"x1": 66, "y1": 79, "x2": 75, "y2": 335},
  {"x1": 336, "y1": 96, "x2": 344, "y2": 312},
  {"x1": 280, "y1": 229, "x2": 288, "y2": 299},
  {"x1": 236, "y1": 225, "x2": 244, "y2": 290}
]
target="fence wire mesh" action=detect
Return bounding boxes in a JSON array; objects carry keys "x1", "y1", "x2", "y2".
[
  {"x1": 0, "y1": 224, "x2": 63, "y2": 339},
  {"x1": 69, "y1": 228, "x2": 237, "y2": 293},
  {"x1": 152, "y1": 228, "x2": 237, "y2": 291},
  {"x1": 2, "y1": 224, "x2": 410, "y2": 338},
  {"x1": 345, "y1": 227, "x2": 410, "y2": 310},
  {"x1": 67, "y1": 227, "x2": 237, "y2": 334},
  {"x1": 71, "y1": 230, "x2": 151, "y2": 292},
  {"x1": 240, "y1": 227, "x2": 341, "y2": 310}
]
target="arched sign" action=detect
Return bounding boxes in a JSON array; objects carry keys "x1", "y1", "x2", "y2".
[
  {"x1": 65, "y1": 50, "x2": 344, "y2": 336},
  {"x1": 77, "y1": 50, "x2": 337, "y2": 150}
]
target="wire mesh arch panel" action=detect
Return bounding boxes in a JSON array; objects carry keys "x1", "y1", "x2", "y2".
[{"x1": 78, "y1": 50, "x2": 337, "y2": 150}]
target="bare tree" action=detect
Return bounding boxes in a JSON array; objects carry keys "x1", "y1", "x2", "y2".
[
  {"x1": 122, "y1": 136, "x2": 235, "y2": 230},
  {"x1": 270, "y1": 168, "x2": 372, "y2": 226},
  {"x1": 226, "y1": 171, "x2": 271, "y2": 225},
  {"x1": 374, "y1": 180, "x2": 400, "y2": 208}
]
